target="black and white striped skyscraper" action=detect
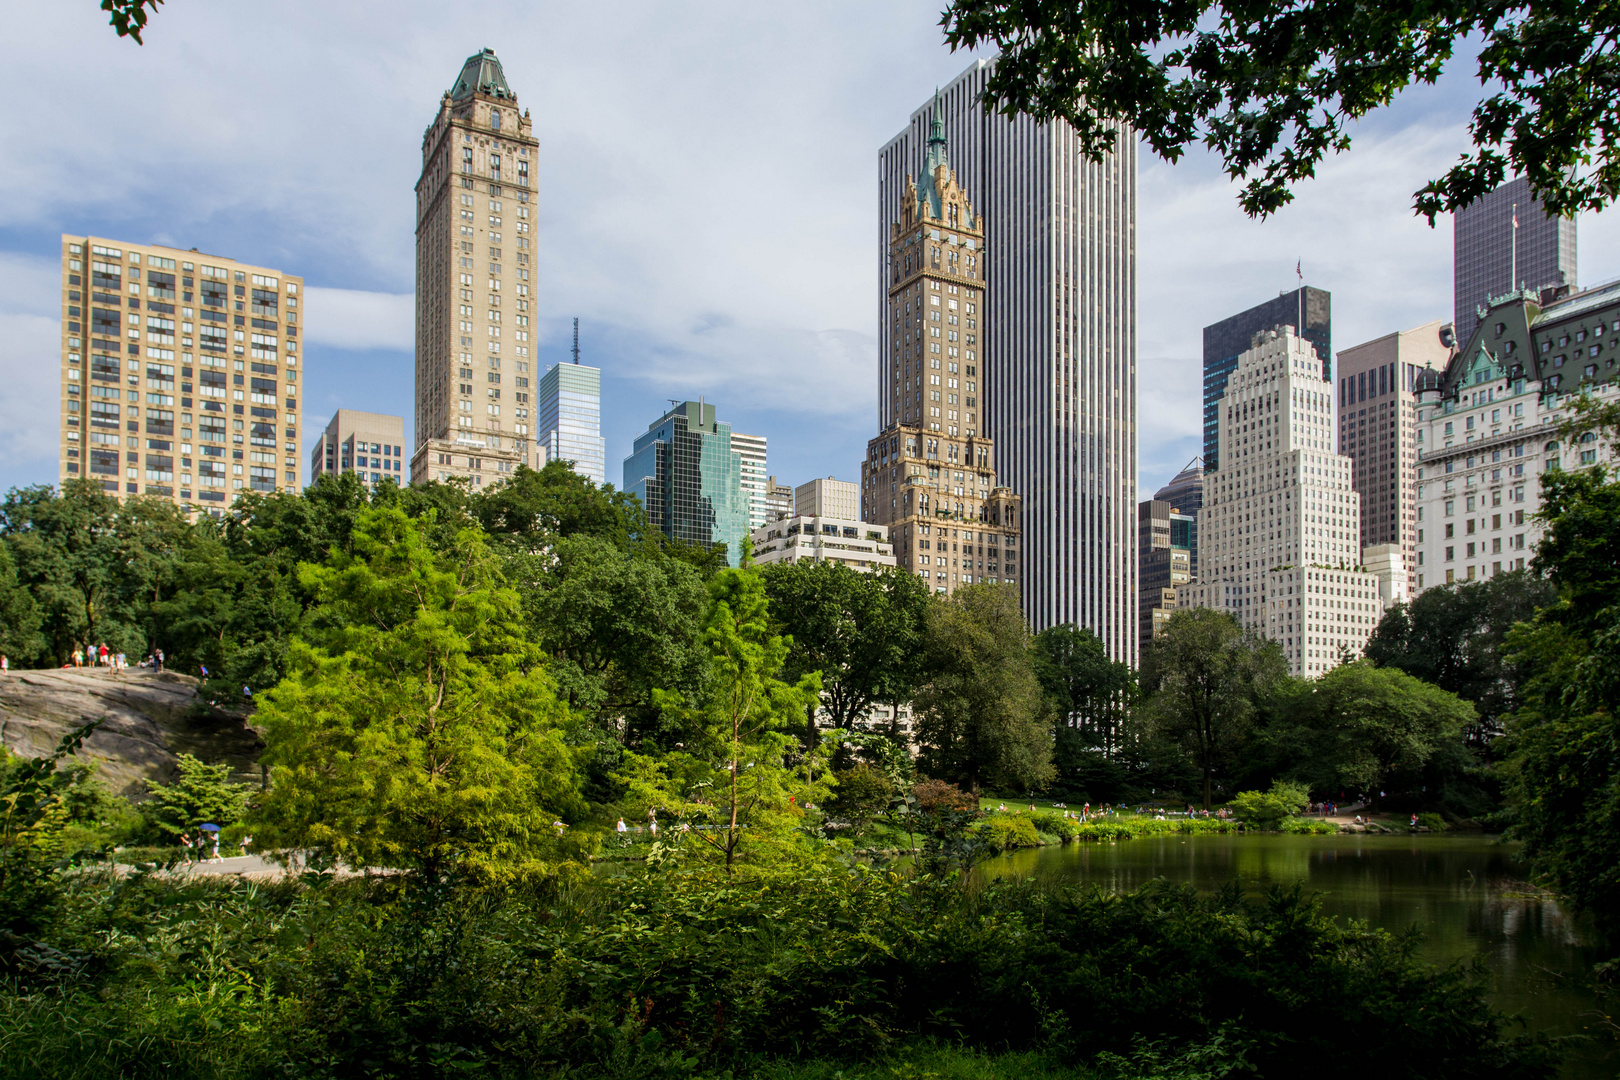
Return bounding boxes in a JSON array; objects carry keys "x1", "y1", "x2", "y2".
[{"x1": 878, "y1": 60, "x2": 1138, "y2": 659}]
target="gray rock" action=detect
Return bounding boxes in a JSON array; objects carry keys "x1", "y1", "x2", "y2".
[{"x1": 0, "y1": 669, "x2": 264, "y2": 795}]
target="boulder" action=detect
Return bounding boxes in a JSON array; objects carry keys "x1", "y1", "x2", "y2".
[{"x1": 0, "y1": 669, "x2": 264, "y2": 795}]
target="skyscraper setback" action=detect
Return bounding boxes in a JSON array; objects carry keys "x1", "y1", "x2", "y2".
[
  {"x1": 410, "y1": 49, "x2": 539, "y2": 490},
  {"x1": 60, "y1": 236, "x2": 304, "y2": 512},
  {"x1": 1203, "y1": 287, "x2": 1330, "y2": 472},
  {"x1": 879, "y1": 62, "x2": 1136, "y2": 655}
]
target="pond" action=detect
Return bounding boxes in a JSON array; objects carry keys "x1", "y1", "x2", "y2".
[{"x1": 985, "y1": 833, "x2": 1615, "y2": 1079}]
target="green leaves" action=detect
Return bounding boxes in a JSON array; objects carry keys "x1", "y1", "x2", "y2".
[
  {"x1": 762, "y1": 560, "x2": 933, "y2": 743},
  {"x1": 251, "y1": 507, "x2": 587, "y2": 885},
  {"x1": 914, "y1": 583, "x2": 1052, "y2": 794},
  {"x1": 141, "y1": 754, "x2": 253, "y2": 839},
  {"x1": 623, "y1": 558, "x2": 824, "y2": 870},
  {"x1": 942, "y1": 0, "x2": 1618, "y2": 220}
]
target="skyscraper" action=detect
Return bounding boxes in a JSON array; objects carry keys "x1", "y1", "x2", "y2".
[
  {"x1": 311, "y1": 410, "x2": 405, "y2": 487},
  {"x1": 1203, "y1": 287, "x2": 1330, "y2": 472},
  {"x1": 1152, "y1": 458, "x2": 1204, "y2": 578},
  {"x1": 1137, "y1": 498, "x2": 1192, "y2": 649},
  {"x1": 1335, "y1": 322, "x2": 1449, "y2": 574},
  {"x1": 536, "y1": 362, "x2": 605, "y2": 485},
  {"x1": 1184, "y1": 326, "x2": 1390, "y2": 678},
  {"x1": 60, "y1": 236, "x2": 305, "y2": 512},
  {"x1": 879, "y1": 62, "x2": 1136, "y2": 653},
  {"x1": 410, "y1": 49, "x2": 539, "y2": 489},
  {"x1": 1453, "y1": 176, "x2": 1576, "y2": 344},
  {"x1": 731, "y1": 431, "x2": 770, "y2": 530},
  {"x1": 623, "y1": 400, "x2": 747, "y2": 564},
  {"x1": 863, "y1": 102, "x2": 1023, "y2": 598}
]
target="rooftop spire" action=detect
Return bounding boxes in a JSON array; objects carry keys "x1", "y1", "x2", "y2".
[
  {"x1": 449, "y1": 48, "x2": 514, "y2": 102},
  {"x1": 919, "y1": 89, "x2": 951, "y2": 220}
]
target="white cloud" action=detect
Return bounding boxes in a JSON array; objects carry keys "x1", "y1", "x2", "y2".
[
  {"x1": 1, "y1": 2, "x2": 1616, "y2": 500},
  {"x1": 304, "y1": 287, "x2": 414, "y2": 351}
]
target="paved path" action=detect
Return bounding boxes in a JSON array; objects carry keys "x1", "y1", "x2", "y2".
[{"x1": 170, "y1": 854, "x2": 283, "y2": 875}]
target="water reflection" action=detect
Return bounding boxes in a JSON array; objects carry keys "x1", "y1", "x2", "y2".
[{"x1": 985, "y1": 834, "x2": 1613, "y2": 1079}]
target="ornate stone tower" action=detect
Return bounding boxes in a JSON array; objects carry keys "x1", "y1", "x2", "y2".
[
  {"x1": 860, "y1": 96, "x2": 1022, "y2": 597},
  {"x1": 409, "y1": 49, "x2": 540, "y2": 489}
]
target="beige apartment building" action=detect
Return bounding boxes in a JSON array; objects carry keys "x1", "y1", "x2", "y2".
[
  {"x1": 795, "y1": 477, "x2": 859, "y2": 519},
  {"x1": 1336, "y1": 321, "x2": 1449, "y2": 574},
  {"x1": 60, "y1": 236, "x2": 304, "y2": 512},
  {"x1": 311, "y1": 409, "x2": 405, "y2": 486},
  {"x1": 859, "y1": 103, "x2": 1022, "y2": 596},
  {"x1": 409, "y1": 48, "x2": 540, "y2": 490}
]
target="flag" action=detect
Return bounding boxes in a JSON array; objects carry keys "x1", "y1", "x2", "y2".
[{"x1": 1296, "y1": 259, "x2": 1302, "y2": 280}]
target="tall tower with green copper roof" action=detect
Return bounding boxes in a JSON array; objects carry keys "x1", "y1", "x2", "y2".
[{"x1": 409, "y1": 49, "x2": 543, "y2": 490}]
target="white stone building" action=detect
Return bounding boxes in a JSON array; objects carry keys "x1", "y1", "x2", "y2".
[
  {"x1": 1414, "y1": 281, "x2": 1620, "y2": 590},
  {"x1": 1182, "y1": 326, "x2": 1393, "y2": 677},
  {"x1": 750, "y1": 515, "x2": 895, "y2": 572}
]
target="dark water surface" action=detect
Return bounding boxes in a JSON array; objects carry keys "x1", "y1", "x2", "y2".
[{"x1": 985, "y1": 833, "x2": 1615, "y2": 1079}]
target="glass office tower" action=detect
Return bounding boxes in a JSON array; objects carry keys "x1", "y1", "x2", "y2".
[
  {"x1": 537, "y1": 362, "x2": 605, "y2": 484},
  {"x1": 623, "y1": 399, "x2": 746, "y2": 564}
]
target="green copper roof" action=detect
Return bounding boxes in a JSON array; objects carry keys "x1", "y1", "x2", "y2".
[
  {"x1": 919, "y1": 89, "x2": 950, "y2": 220},
  {"x1": 450, "y1": 48, "x2": 514, "y2": 101}
]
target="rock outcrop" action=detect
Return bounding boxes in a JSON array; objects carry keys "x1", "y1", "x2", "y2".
[{"x1": 0, "y1": 669, "x2": 264, "y2": 795}]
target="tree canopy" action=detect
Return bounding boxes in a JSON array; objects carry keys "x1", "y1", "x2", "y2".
[
  {"x1": 942, "y1": 0, "x2": 1619, "y2": 221},
  {"x1": 913, "y1": 583, "x2": 1052, "y2": 794},
  {"x1": 252, "y1": 507, "x2": 588, "y2": 884}
]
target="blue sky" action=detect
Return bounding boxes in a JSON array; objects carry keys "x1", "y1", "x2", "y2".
[{"x1": 3, "y1": 2, "x2": 1618, "y2": 501}]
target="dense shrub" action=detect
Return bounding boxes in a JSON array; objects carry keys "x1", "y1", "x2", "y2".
[
  {"x1": 0, "y1": 865, "x2": 1556, "y2": 1079},
  {"x1": 975, "y1": 815, "x2": 1043, "y2": 851},
  {"x1": 1229, "y1": 780, "x2": 1310, "y2": 828}
]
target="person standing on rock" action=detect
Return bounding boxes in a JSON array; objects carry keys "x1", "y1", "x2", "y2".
[
  {"x1": 98, "y1": 644, "x2": 108, "y2": 667},
  {"x1": 1, "y1": 655, "x2": 8, "y2": 675},
  {"x1": 155, "y1": 648, "x2": 164, "y2": 672}
]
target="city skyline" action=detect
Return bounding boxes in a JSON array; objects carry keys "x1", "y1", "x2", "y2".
[{"x1": 9, "y1": 5, "x2": 1620, "y2": 510}]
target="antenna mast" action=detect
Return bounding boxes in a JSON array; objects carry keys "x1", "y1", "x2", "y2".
[{"x1": 572, "y1": 317, "x2": 580, "y2": 365}]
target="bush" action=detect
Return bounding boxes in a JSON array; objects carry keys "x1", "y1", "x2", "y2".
[
  {"x1": 1028, "y1": 810, "x2": 1079, "y2": 841},
  {"x1": 976, "y1": 814, "x2": 1043, "y2": 851},
  {"x1": 1278, "y1": 817, "x2": 1339, "y2": 835},
  {"x1": 1417, "y1": 812, "x2": 1449, "y2": 832},
  {"x1": 0, "y1": 866, "x2": 1557, "y2": 1079},
  {"x1": 825, "y1": 765, "x2": 894, "y2": 836},
  {"x1": 1228, "y1": 781, "x2": 1310, "y2": 828}
]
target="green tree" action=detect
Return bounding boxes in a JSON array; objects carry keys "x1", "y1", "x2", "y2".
[
  {"x1": 1285, "y1": 662, "x2": 1476, "y2": 804},
  {"x1": 140, "y1": 754, "x2": 253, "y2": 839},
  {"x1": 824, "y1": 764, "x2": 895, "y2": 838},
  {"x1": 763, "y1": 560, "x2": 933, "y2": 746},
  {"x1": 1, "y1": 481, "x2": 143, "y2": 663},
  {"x1": 1500, "y1": 462, "x2": 1620, "y2": 936},
  {"x1": 1142, "y1": 608, "x2": 1289, "y2": 809},
  {"x1": 942, "y1": 0, "x2": 1620, "y2": 221},
  {"x1": 619, "y1": 557, "x2": 823, "y2": 872},
  {"x1": 913, "y1": 583, "x2": 1052, "y2": 794},
  {"x1": 1229, "y1": 780, "x2": 1311, "y2": 827},
  {"x1": 476, "y1": 460, "x2": 645, "y2": 552},
  {"x1": 0, "y1": 541, "x2": 41, "y2": 664},
  {"x1": 1032, "y1": 624, "x2": 1137, "y2": 799},
  {"x1": 251, "y1": 507, "x2": 586, "y2": 884},
  {"x1": 512, "y1": 533, "x2": 710, "y2": 740},
  {"x1": 1365, "y1": 571, "x2": 1554, "y2": 734}
]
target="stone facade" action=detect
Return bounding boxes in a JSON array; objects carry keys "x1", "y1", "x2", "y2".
[
  {"x1": 861, "y1": 101, "x2": 1022, "y2": 597},
  {"x1": 410, "y1": 49, "x2": 539, "y2": 489},
  {"x1": 1414, "y1": 280, "x2": 1620, "y2": 590},
  {"x1": 1182, "y1": 326, "x2": 1391, "y2": 678}
]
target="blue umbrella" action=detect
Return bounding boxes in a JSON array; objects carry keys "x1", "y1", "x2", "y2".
[{"x1": 198, "y1": 823, "x2": 221, "y2": 832}]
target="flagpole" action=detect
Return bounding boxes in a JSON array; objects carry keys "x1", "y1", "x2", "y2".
[{"x1": 1511, "y1": 203, "x2": 1518, "y2": 292}]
